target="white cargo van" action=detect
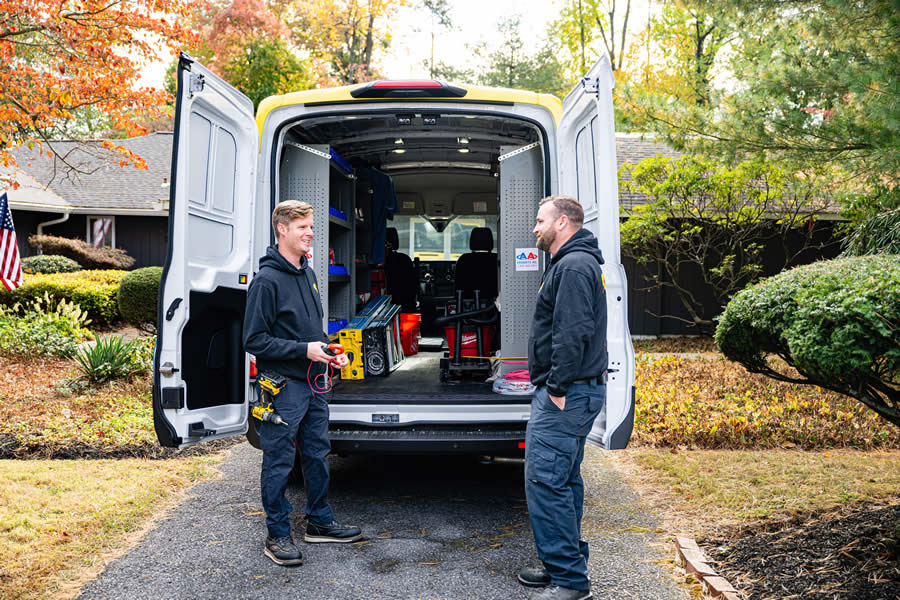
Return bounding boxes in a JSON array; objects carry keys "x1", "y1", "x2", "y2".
[{"x1": 152, "y1": 52, "x2": 635, "y2": 456}]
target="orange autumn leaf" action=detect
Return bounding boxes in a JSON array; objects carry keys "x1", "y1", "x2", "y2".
[{"x1": 0, "y1": 0, "x2": 203, "y2": 176}]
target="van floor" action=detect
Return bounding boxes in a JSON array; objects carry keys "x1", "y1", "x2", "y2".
[{"x1": 330, "y1": 352, "x2": 501, "y2": 404}]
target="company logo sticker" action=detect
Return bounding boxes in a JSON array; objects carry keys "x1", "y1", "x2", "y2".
[{"x1": 515, "y1": 248, "x2": 539, "y2": 271}]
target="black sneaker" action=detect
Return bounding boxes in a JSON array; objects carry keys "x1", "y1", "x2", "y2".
[
  {"x1": 304, "y1": 519, "x2": 363, "y2": 543},
  {"x1": 528, "y1": 585, "x2": 592, "y2": 600},
  {"x1": 264, "y1": 536, "x2": 303, "y2": 566},
  {"x1": 518, "y1": 565, "x2": 551, "y2": 587}
]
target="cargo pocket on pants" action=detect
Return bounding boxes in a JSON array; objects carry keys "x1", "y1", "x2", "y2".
[{"x1": 526, "y1": 433, "x2": 576, "y2": 488}]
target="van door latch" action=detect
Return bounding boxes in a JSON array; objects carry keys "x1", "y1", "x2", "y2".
[
  {"x1": 581, "y1": 75, "x2": 601, "y2": 98},
  {"x1": 159, "y1": 362, "x2": 179, "y2": 376},
  {"x1": 188, "y1": 422, "x2": 216, "y2": 437},
  {"x1": 165, "y1": 298, "x2": 183, "y2": 321},
  {"x1": 189, "y1": 73, "x2": 205, "y2": 96}
]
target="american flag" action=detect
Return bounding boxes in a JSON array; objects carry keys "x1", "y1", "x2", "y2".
[{"x1": 0, "y1": 192, "x2": 23, "y2": 290}]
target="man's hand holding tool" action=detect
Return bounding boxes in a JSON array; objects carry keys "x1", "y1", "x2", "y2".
[{"x1": 307, "y1": 341, "x2": 348, "y2": 368}]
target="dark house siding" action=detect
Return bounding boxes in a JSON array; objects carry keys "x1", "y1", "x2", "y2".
[
  {"x1": 623, "y1": 220, "x2": 843, "y2": 335},
  {"x1": 12, "y1": 210, "x2": 168, "y2": 269}
]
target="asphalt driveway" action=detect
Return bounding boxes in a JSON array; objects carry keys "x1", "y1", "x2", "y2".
[{"x1": 76, "y1": 443, "x2": 690, "y2": 600}]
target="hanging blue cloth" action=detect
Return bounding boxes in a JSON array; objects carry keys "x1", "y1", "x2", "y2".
[{"x1": 368, "y1": 167, "x2": 398, "y2": 264}]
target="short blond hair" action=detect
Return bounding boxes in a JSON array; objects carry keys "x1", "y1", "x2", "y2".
[
  {"x1": 272, "y1": 200, "x2": 314, "y2": 239},
  {"x1": 539, "y1": 195, "x2": 584, "y2": 227}
]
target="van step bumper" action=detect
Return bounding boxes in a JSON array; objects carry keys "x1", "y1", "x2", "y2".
[{"x1": 328, "y1": 423, "x2": 527, "y2": 456}]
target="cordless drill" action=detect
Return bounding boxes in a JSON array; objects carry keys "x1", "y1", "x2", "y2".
[{"x1": 251, "y1": 371, "x2": 288, "y2": 426}]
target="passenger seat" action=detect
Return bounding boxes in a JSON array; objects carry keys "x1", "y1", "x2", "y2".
[{"x1": 454, "y1": 227, "x2": 498, "y2": 302}]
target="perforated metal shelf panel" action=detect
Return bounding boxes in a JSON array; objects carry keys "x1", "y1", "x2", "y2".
[{"x1": 498, "y1": 145, "x2": 543, "y2": 369}]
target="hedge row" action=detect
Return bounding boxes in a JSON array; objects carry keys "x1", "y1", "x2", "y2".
[
  {"x1": 0, "y1": 270, "x2": 129, "y2": 326},
  {"x1": 28, "y1": 234, "x2": 135, "y2": 270}
]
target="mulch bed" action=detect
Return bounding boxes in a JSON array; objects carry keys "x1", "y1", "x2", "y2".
[
  {"x1": 701, "y1": 502, "x2": 900, "y2": 600},
  {"x1": 0, "y1": 433, "x2": 242, "y2": 460}
]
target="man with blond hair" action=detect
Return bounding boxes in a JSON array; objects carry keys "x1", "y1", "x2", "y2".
[
  {"x1": 243, "y1": 200, "x2": 361, "y2": 567},
  {"x1": 518, "y1": 195, "x2": 607, "y2": 600}
]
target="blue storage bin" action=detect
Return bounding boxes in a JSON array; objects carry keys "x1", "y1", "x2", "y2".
[
  {"x1": 328, "y1": 319, "x2": 348, "y2": 335},
  {"x1": 329, "y1": 206, "x2": 348, "y2": 221},
  {"x1": 329, "y1": 264, "x2": 349, "y2": 276}
]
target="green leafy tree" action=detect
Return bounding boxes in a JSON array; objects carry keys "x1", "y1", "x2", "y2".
[
  {"x1": 165, "y1": 0, "x2": 312, "y2": 109},
  {"x1": 551, "y1": 0, "x2": 632, "y2": 75},
  {"x1": 620, "y1": 154, "x2": 837, "y2": 331},
  {"x1": 716, "y1": 255, "x2": 900, "y2": 427},
  {"x1": 419, "y1": 0, "x2": 453, "y2": 78},
  {"x1": 221, "y1": 38, "x2": 311, "y2": 110},
  {"x1": 634, "y1": 0, "x2": 899, "y2": 194},
  {"x1": 479, "y1": 17, "x2": 569, "y2": 96},
  {"x1": 623, "y1": 1, "x2": 730, "y2": 111},
  {"x1": 431, "y1": 17, "x2": 569, "y2": 97}
]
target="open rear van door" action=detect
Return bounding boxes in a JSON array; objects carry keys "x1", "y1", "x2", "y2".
[
  {"x1": 557, "y1": 56, "x2": 636, "y2": 450},
  {"x1": 153, "y1": 53, "x2": 258, "y2": 448}
]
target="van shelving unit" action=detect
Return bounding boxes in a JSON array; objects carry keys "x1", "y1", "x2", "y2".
[{"x1": 279, "y1": 142, "x2": 357, "y2": 332}]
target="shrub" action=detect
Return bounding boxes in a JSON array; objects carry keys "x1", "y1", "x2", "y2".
[
  {"x1": 0, "y1": 293, "x2": 93, "y2": 357},
  {"x1": 76, "y1": 335, "x2": 142, "y2": 384},
  {"x1": 0, "y1": 270, "x2": 128, "y2": 326},
  {"x1": 21, "y1": 254, "x2": 82, "y2": 274},
  {"x1": 118, "y1": 267, "x2": 162, "y2": 334},
  {"x1": 28, "y1": 234, "x2": 135, "y2": 270},
  {"x1": 715, "y1": 255, "x2": 900, "y2": 427}
]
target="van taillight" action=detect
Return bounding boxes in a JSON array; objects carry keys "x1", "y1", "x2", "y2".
[
  {"x1": 518, "y1": 442, "x2": 526, "y2": 449},
  {"x1": 249, "y1": 357, "x2": 257, "y2": 379},
  {"x1": 351, "y1": 80, "x2": 467, "y2": 98}
]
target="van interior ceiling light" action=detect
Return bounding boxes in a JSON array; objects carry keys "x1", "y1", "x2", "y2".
[
  {"x1": 392, "y1": 148, "x2": 406, "y2": 154},
  {"x1": 394, "y1": 138, "x2": 404, "y2": 145},
  {"x1": 457, "y1": 137, "x2": 469, "y2": 144},
  {"x1": 458, "y1": 148, "x2": 470, "y2": 153},
  {"x1": 397, "y1": 116, "x2": 412, "y2": 125}
]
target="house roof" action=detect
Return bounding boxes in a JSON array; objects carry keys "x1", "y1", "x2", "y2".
[
  {"x1": 6, "y1": 130, "x2": 680, "y2": 215},
  {"x1": 7, "y1": 132, "x2": 173, "y2": 215},
  {"x1": 615, "y1": 133, "x2": 681, "y2": 210}
]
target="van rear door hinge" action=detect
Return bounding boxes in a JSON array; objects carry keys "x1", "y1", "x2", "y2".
[
  {"x1": 581, "y1": 75, "x2": 601, "y2": 98},
  {"x1": 189, "y1": 73, "x2": 205, "y2": 96}
]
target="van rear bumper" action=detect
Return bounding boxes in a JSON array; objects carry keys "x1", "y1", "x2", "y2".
[{"x1": 328, "y1": 423, "x2": 527, "y2": 456}]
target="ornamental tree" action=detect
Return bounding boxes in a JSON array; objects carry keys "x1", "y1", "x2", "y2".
[{"x1": 0, "y1": 0, "x2": 200, "y2": 179}]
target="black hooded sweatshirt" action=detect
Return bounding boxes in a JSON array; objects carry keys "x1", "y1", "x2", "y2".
[
  {"x1": 243, "y1": 245, "x2": 328, "y2": 380},
  {"x1": 528, "y1": 228, "x2": 608, "y2": 397}
]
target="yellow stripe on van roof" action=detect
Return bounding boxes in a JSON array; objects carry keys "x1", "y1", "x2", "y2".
[{"x1": 255, "y1": 83, "x2": 563, "y2": 133}]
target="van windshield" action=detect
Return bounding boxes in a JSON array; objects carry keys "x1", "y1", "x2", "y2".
[{"x1": 392, "y1": 215, "x2": 499, "y2": 260}]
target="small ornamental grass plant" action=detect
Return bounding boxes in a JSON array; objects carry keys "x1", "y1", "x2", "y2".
[
  {"x1": 0, "y1": 293, "x2": 93, "y2": 358},
  {"x1": 75, "y1": 335, "x2": 143, "y2": 384}
]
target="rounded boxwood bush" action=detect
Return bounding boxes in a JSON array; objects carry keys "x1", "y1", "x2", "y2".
[
  {"x1": 22, "y1": 254, "x2": 83, "y2": 274},
  {"x1": 715, "y1": 255, "x2": 900, "y2": 426},
  {"x1": 117, "y1": 267, "x2": 162, "y2": 334}
]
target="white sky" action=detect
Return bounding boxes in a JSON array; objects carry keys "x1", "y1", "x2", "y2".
[{"x1": 381, "y1": 0, "x2": 565, "y2": 79}]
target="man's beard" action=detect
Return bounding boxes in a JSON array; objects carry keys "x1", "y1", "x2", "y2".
[{"x1": 536, "y1": 229, "x2": 555, "y2": 252}]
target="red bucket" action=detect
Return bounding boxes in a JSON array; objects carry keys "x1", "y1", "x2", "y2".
[
  {"x1": 400, "y1": 313, "x2": 420, "y2": 355},
  {"x1": 443, "y1": 325, "x2": 492, "y2": 358}
]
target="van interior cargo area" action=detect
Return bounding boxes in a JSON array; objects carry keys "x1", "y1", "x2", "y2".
[{"x1": 278, "y1": 112, "x2": 546, "y2": 398}]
